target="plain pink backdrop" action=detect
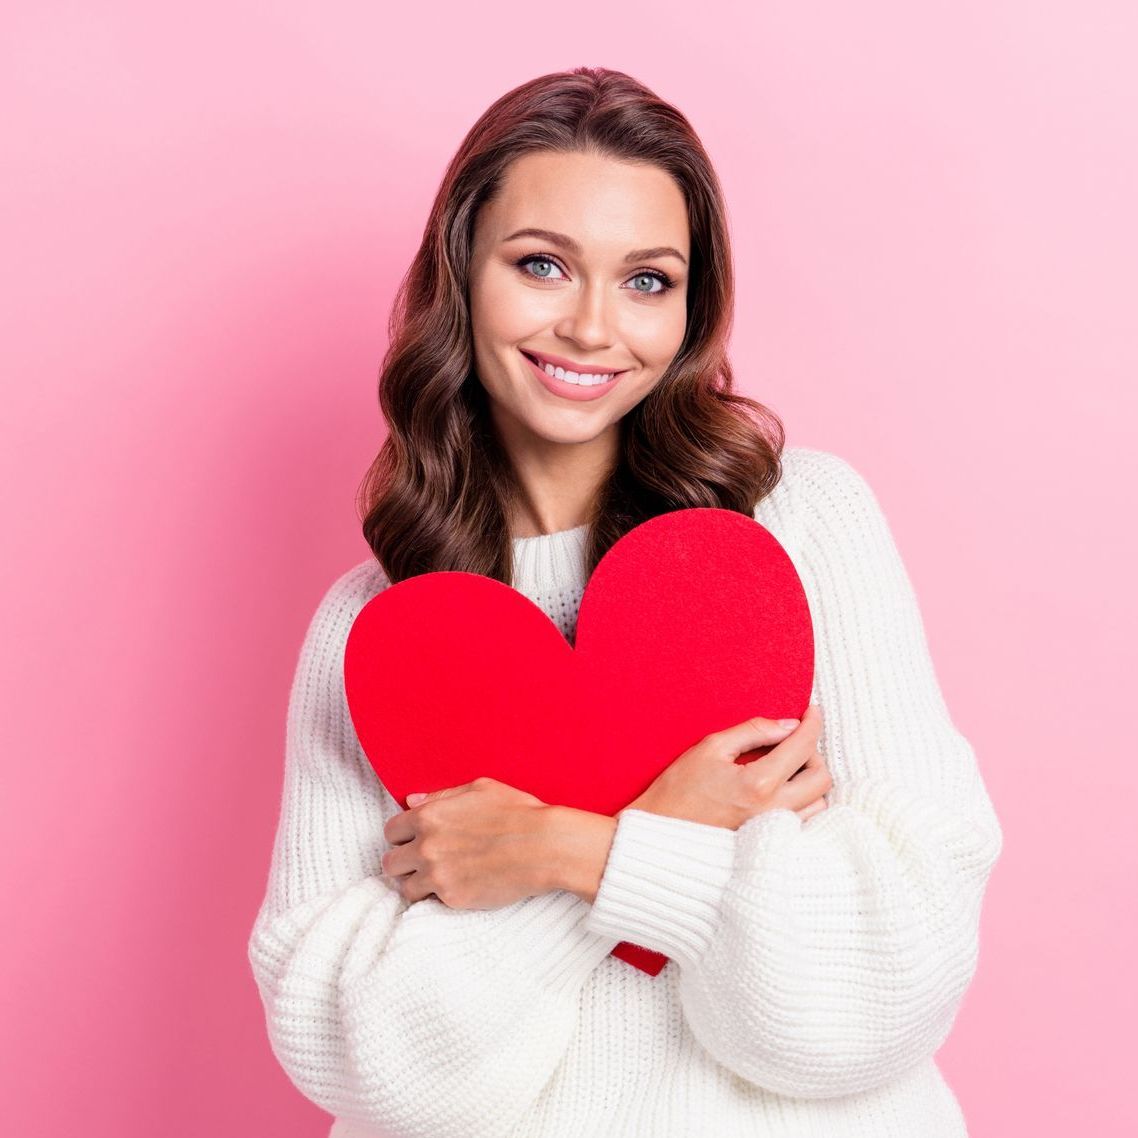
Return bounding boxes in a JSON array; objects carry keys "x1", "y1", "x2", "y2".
[{"x1": 3, "y1": 2, "x2": 1135, "y2": 1136}]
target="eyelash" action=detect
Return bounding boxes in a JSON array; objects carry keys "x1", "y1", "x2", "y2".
[{"x1": 514, "y1": 253, "x2": 676, "y2": 297}]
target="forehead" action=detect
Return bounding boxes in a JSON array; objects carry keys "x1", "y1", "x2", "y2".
[{"x1": 481, "y1": 150, "x2": 689, "y2": 256}]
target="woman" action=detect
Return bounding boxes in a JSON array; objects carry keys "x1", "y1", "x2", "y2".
[{"x1": 248, "y1": 67, "x2": 1003, "y2": 1137}]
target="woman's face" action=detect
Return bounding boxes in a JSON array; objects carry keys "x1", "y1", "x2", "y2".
[{"x1": 468, "y1": 149, "x2": 690, "y2": 451}]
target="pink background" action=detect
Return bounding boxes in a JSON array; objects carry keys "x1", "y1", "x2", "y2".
[{"x1": 3, "y1": 3, "x2": 1134, "y2": 1135}]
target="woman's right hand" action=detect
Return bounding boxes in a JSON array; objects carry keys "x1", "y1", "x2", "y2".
[{"x1": 624, "y1": 704, "x2": 831, "y2": 830}]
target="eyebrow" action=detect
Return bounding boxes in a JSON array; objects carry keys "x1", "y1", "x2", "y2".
[{"x1": 503, "y1": 227, "x2": 688, "y2": 267}]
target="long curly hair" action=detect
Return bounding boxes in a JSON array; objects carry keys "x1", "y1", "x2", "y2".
[{"x1": 357, "y1": 66, "x2": 785, "y2": 587}]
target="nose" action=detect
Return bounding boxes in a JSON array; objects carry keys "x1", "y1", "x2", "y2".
[{"x1": 553, "y1": 277, "x2": 616, "y2": 352}]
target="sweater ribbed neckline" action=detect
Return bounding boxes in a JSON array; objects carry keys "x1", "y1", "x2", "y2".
[
  {"x1": 510, "y1": 523, "x2": 589, "y2": 546},
  {"x1": 511, "y1": 523, "x2": 589, "y2": 591}
]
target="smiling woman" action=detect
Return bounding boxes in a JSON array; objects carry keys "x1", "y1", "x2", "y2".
[
  {"x1": 354, "y1": 68, "x2": 784, "y2": 582},
  {"x1": 247, "y1": 65, "x2": 1002, "y2": 1138}
]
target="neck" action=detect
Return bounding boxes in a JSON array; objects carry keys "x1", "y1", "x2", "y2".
[{"x1": 501, "y1": 426, "x2": 618, "y2": 539}]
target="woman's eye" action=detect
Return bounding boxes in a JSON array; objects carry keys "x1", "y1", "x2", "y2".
[
  {"x1": 518, "y1": 256, "x2": 566, "y2": 281},
  {"x1": 627, "y1": 272, "x2": 667, "y2": 295}
]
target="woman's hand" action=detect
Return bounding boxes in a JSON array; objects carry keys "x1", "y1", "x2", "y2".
[
  {"x1": 381, "y1": 777, "x2": 556, "y2": 909},
  {"x1": 625, "y1": 704, "x2": 832, "y2": 830}
]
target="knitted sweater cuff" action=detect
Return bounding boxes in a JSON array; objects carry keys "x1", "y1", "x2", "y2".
[
  {"x1": 469, "y1": 888, "x2": 623, "y2": 992},
  {"x1": 583, "y1": 808, "x2": 738, "y2": 970}
]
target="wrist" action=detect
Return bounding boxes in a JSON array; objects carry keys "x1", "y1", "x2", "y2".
[{"x1": 539, "y1": 805, "x2": 618, "y2": 903}]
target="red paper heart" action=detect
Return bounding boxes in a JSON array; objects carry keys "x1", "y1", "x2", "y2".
[{"x1": 344, "y1": 507, "x2": 814, "y2": 976}]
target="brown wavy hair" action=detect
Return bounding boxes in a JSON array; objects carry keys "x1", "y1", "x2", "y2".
[{"x1": 357, "y1": 66, "x2": 785, "y2": 587}]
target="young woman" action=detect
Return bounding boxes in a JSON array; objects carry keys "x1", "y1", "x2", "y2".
[{"x1": 248, "y1": 67, "x2": 1003, "y2": 1138}]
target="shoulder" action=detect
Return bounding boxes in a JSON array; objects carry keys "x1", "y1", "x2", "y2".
[
  {"x1": 779, "y1": 446, "x2": 885, "y2": 524},
  {"x1": 319, "y1": 556, "x2": 392, "y2": 611},
  {"x1": 286, "y1": 558, "x2": 392, "y2": 719},
  {"x1": 756, "y1": 445, "x2": 896, "y2": 565},
  {"x1": 284, "y1": 559, "x2": 393, "y2": 772},
  {"x1": 299, "y1": 557, "x2": 392, "y2": 650},
  {"x1": 775, "y1": 444, "x2": 877, "y2": 503}
]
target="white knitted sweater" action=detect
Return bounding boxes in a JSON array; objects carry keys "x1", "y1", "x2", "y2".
[{"x1": 247, "y1": 445, "x2": 1002, "y2": 1138}]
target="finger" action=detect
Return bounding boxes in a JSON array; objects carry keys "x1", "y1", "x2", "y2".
[
  {"x1": 792, "y1": 703, "x2": 824, "y2": 746},
  {"x1": 778, "y1": 755, "x2": 832, "y2": 811},
  {"x1": 710, "y1": 706, "x2": 810, "y2": 758},
  {"x1": 405, "y1": 783, "x2": 474, "y2": 808},
  {"x1": 788, "y1": 748, "x2": 824, "y2": 781},
  {"x1": 380, "y1": 842, "x2": 417, "y2": 878},
  {"x1": 796, "y1": 797, "x2": 829, "y2": 822},
  {"x1": 387, "y1": 783, "x2": 476, "y2": 843},
  {"x1": 383, "y1": 809, "x2": 417, "y2": 845},
  {"x1": 399, "y1": 871, "x2": 436, "y2": 904},
  {"x1": 744, "y1": 705, "x2": 824, "y2": 785}
]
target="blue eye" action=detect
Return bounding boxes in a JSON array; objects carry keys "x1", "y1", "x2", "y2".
[
  {"x1": 627, "y1": 272, "x2": 668, "y2": 295},
  {"x1": 518, "y1": 256, "x2": 566, "y2": 281}
]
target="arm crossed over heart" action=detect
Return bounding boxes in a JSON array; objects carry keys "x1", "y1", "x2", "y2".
[{"x1": 246, "y1": 563, "x2": 626, "y2": 1138}]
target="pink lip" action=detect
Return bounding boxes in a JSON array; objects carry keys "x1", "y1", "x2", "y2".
[
  {"x1": 521, "y1": 350, "x2": 627, "y2": 403},
  {"x1": 524, "y1": 348, "x2": 629, "y2": 375}
]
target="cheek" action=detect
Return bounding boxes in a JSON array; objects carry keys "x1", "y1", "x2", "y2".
[
  {"x1": 625, "y1": 305, "x2": 687, "y2": 367},
  {"x1": 471, "y1": 265, "x2": 537, "y2": 346}
]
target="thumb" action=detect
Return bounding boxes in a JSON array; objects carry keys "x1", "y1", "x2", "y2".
[{"x1": 711, "y1": 712, "x2": 802, "y2": 758}]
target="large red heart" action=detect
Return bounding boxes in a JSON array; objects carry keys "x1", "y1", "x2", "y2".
[{"x1": 344, "y1": 507, "x2": 814, "y2": 976}]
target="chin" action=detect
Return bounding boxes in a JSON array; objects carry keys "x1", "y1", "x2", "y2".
[{"x1": 525, "y1": 415, "x2": 612, "y2": 446}]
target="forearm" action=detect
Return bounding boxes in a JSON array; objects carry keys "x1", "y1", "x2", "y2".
[{"x1": 540, "y1": 805, "x2": 619, "y2": 903}]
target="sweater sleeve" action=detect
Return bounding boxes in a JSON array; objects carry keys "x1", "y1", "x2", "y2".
[
  {"x1": 582, "y1": 448, "x2": 1004, "y2": 1100},
  {"x1": 246, "y1": 562, "x2": 620, "y2": 1138}
]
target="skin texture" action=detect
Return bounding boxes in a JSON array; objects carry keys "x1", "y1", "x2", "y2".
[{"x1": 381, "y1": 150, "x2": 830, "y2": 909}]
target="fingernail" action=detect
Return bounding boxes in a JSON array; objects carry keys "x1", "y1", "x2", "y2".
[
  {"x1": 777, "y1": 719, "x2": 800, "y2": 730},
  {"x1": 406, "y1": 792, "x2": 427, "y2": 806}
]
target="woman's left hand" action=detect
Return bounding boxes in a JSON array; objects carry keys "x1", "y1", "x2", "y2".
[{"x1": 381, "y1": 777, "x2": 555, "y2": 909}]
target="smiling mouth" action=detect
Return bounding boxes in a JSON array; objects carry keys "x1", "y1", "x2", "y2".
[{"x1": 521, "y1": 351, "x2": 626, "y2": 386}]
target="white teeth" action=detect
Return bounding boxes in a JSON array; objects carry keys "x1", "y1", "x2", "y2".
[{"x1": 539, "y1": 360, "x2": 615, "y2": 386}]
